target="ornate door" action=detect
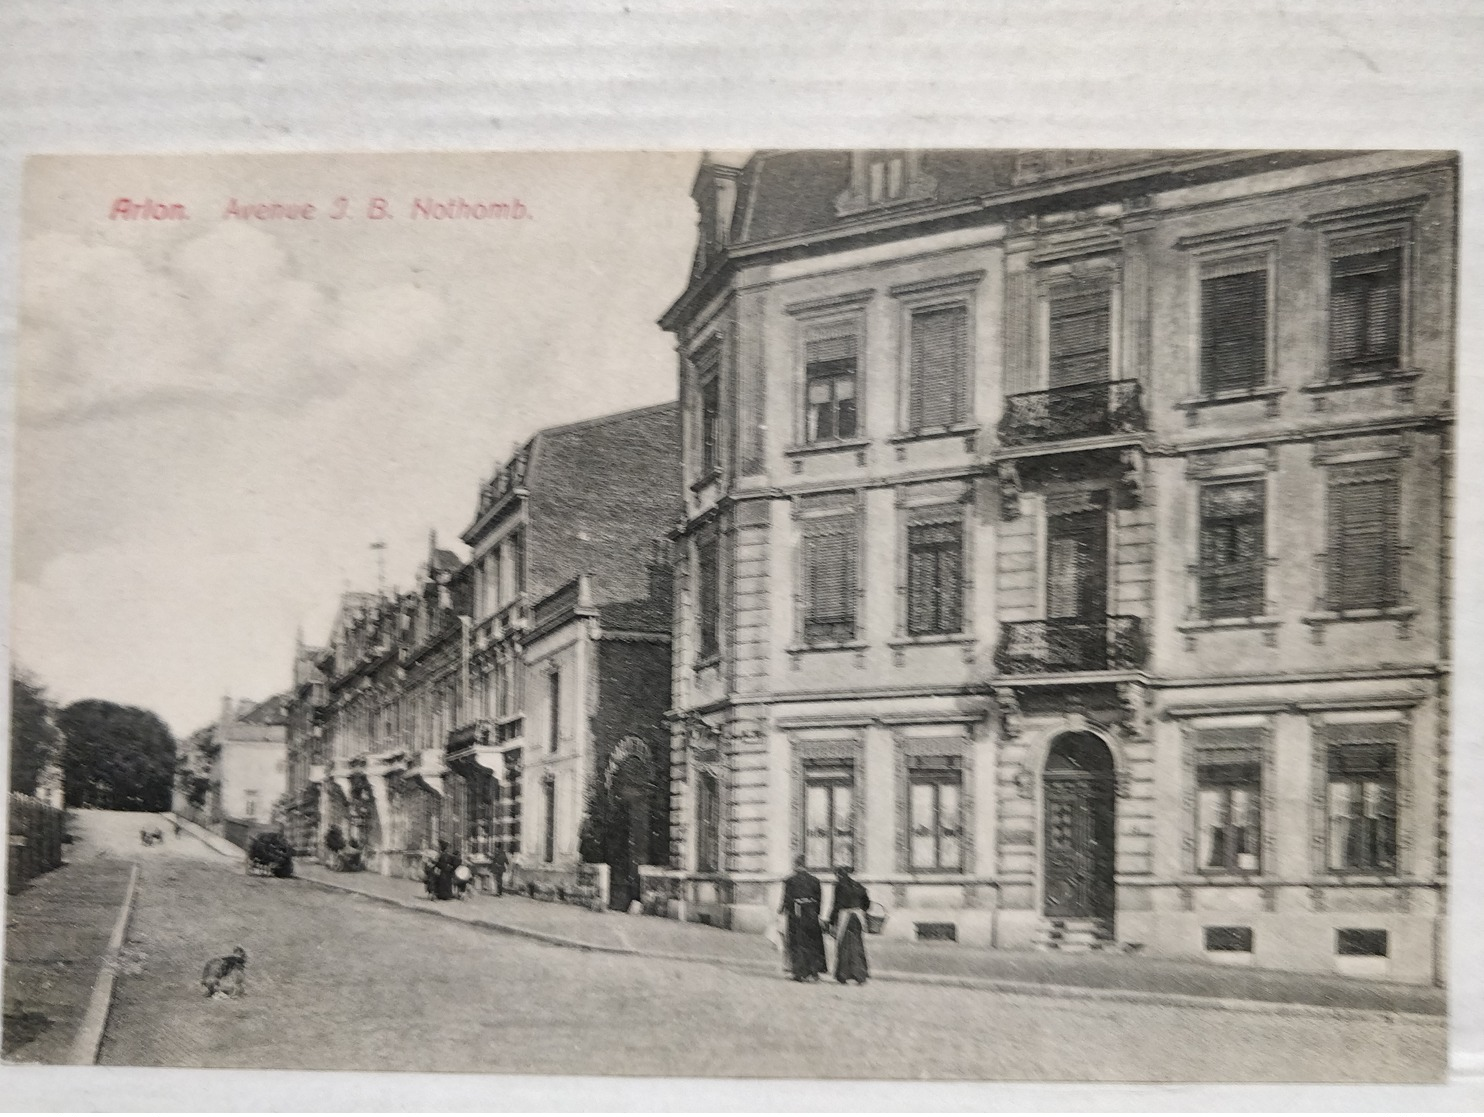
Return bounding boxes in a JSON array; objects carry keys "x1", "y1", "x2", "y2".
[{"x1": 1042, "y1": 771, "x2": 1116, "y2": 920}]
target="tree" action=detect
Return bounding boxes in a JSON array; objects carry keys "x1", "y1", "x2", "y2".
[
  {"x1": 10, "y1": 669, "x2": 62, "y2": 797},
  {"x1": 58, "y1": 699, "x2": 177, "y2": 811}
]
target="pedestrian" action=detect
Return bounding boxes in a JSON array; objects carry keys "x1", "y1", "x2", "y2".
[
  {"x1": 172, "y1": 821, "x2": 181, "y2": 839},
  {"x1": 488, "y1": 842, "x2": 508, "y2": 897},
  {"x1": 829, "y1": 865, "x2": 870, "y2": 985},
  {"x1": 432, "y1": 840, "x2": 460, "y2": 901},
  {"x1": 778, "y1": 855, "x2": 828, "y2": 982}
]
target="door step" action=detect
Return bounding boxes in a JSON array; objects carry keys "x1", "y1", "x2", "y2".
[{"x1": 1036, "y1": 917, "x2": 1116, "y2": 953}]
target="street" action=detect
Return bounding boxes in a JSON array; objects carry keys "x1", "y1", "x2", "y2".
[{"x1": 54, "y1": 812, "x2": 1442, "y2": 1082}]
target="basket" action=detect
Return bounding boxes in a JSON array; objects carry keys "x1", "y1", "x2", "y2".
[{"x1": 865, "y1": 902, "x2": 888, "y2": 935}]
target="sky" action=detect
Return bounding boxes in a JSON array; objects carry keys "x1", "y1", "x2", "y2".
[{"x1": 13, "y1": 152, "x2": 702, "y2": 736}]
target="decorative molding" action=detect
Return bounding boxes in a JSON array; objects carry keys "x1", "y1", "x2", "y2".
[
  {"x1": 1301, "y1": 194, "x2": 1429, "y2": 231},
  {"x1": 783, "y1": 288, "x2": 875, "y2": 319},
  {"x1": 1173, "y1": 219, "x2": 1290, "y2": 252},
  {"x1": 887, "y1": 269, "x2": 986, "y2": 300}
]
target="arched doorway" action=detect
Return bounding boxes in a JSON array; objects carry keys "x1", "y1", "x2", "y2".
[
  {"x1": 1041, "y1": 732, "x2": 1116, "y2": 926},
  {"x1": 604, "y1": 736, "x2": 657, "y2": 911}
]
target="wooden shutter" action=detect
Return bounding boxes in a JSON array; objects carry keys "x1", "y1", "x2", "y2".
[
  {"x1": 806, "y1": 334, "x2": 856, "y2": 370},
  {"x1": 909, "y1": 305, "x2": 966, "y2": 429},
  {"x1": 1328, "y1": 474, "x2": 1398, "y2": 609},
  {"x1": 1199, "y1": 482, "x2": 1266, "y2": 618},
  {"x1": 1200, "y1": 270, "x2": 1267, "y2": 395},
  {"x1": 1329, "y1": 248, "x2": 1401, "y2": 377},
  {"x1": 804, "y1": 522, "x2": 856, "y2": 641},
  {"x1": 1048, "y1": 290, "x2": 1111, "y2": 388},
  {"x1": 907, "y1": 520, "x2": 962, "y2": 635}
]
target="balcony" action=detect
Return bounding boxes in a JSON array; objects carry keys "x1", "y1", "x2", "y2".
[
  {"x1": 994, "y1": 616, "x2": 1147, "y2": 676},
  {"x1": 997, "y1": 380, "x2": 1146, "y2": 449}
]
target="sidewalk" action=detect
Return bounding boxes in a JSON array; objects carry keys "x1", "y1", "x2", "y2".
[
  {"x1": 292, "y1": 862, "x2": 1444, "y2": 1020},
  {"x1": 3, "y1": 856, "x2": 137, "y2": 1063}
]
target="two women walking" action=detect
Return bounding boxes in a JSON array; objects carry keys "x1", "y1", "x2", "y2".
[{"x1": 778, "y1": 857, "x2": 870, "y2": 985}]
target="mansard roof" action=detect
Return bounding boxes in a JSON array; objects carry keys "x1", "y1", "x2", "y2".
[{"x1": 663, "y1": 147, "x2": 1365, "y2": 331}]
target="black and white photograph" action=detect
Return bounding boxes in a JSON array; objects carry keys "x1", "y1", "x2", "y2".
[{"x1": 2, "y1": 146, "x2": 1455, "y2": 1085}]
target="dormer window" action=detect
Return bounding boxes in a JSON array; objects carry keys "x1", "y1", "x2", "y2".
[{"x1": 836, "y1": 150, "x2": 936, "y2": 217}]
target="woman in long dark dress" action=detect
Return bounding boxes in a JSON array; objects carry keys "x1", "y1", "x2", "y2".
[
  {"x1": 432, "y1": 841, "x2": 460, "y2": 901},
  {"x1": 779, "y1": 856, "x2": 828, "y2": 981},
  {"x1": 829, "y1": 865, "x2": 870, "y2": 985}
]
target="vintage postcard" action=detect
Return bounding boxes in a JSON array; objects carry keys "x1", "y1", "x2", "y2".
[{"x1": 5, "y1": 149, "x2": 1452, "y2": 1083}]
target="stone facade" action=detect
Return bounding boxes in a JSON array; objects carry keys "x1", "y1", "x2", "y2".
[
  {"x1": 660, "y1": 149, "x2": 1452, "y2": 983},
  {"x1": 295, "y1": 405, "x2": 680, "y2": 899}
]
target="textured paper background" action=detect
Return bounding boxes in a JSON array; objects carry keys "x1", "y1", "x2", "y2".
[{"x1": 0, "y1": 0, "x2": 1479, "y2": 1109}]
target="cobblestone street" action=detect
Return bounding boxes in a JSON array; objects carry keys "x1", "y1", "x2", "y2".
[{"x1": 83, "y1": 818, "x2": 1443, "y2": 1082}]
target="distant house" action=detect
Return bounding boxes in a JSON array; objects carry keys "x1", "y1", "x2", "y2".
[{"x1": 176, "y1": 693, "x2": 289, "y2": 838}]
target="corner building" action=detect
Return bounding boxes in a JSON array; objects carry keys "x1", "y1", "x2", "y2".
[{"x1": 657, "y1": 149, "x2": 1452, "y2": 983}]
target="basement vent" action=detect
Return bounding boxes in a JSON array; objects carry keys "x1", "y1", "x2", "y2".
[
  {"x1": 1203, "y1": 926, "x2": 1254, "y2": 953},
  {"x1": 1337, "y1": 928, "x2": 1388, "y2": 957},
  {"x1": 915, "y1": 921, "x2": 958, "y2": 942}
]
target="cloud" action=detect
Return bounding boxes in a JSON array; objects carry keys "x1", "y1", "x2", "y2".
[{"x1": 18, "y1": 224, "x2": 450, "y2": 428}]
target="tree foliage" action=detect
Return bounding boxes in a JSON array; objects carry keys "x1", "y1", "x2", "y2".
[
  {"x1": 10, "y1": 669, "x2": 62, "y2": 796},
  {"x1": 58, "y1": 699, "x2": 176, "y2": 811}
]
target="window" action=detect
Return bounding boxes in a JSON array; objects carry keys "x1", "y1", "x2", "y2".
[
  {"x1": 547, "y1": 669, "x2": 561, "y2": 752},
  {"x1": 906, "y1": 519, "x2": 963, "y2": 636},
  {"x1": 1330, "y1": 247, "x2": 1402, "y2": 379},
  {"x1": 696, "y1": 773, "x2": 722, "y2": 873},
  {"x1": 803, "y1": 760, "x2": 855, "y2": 870},
  {"x1": 510, "y1": 529, "x2": 526, "y2": 596},
  {"x1": 244, "y1": 791, "x2": 259, "y2": 818},
  {"x1": 800, "y1": 502, "x2": 858, "y2": 645},
  {"x1": 1048, "y1": 289, "x2": 1112, "y2": 388},
  {"x1": 908, "y1": 304, "x2": 968, "y2": 429},
  {"x1": 696, "y1": 344, "x2": 722, "y2": 475},
  {"x1": 1327, "y1": 470, "x2": 1399, "y2": 611},
  {"x1": 1200, "y1": 268, "x2": 1268, "y2": 395},
  {"x1": 1197, "y1": 758, "x2": 1262, "y2": 872},
  {"x1": 1327, "y1": 743, "x2": 1397, "y2": 873},
  {"x1": 1199, "y1": 481, "x2": 1266, "y2": 618},
  {"x1": 908, "y1": 759, "x2": 963, "y2": 871},
  {"x1": 489, "y1": 550, "x2": 504, "y2": 609},
  {"x1": 804, "y1": 335, "x2": 858, "y2": 443},
  {"x1": 542, "y1": 776, "x2": 556, "y2": 863},
  {"x1": 868, "y1": 152, "x2": 906, "y2": 204},
  {"x1": 696, "y1": 534, "x2": 720, "y2": 660}
]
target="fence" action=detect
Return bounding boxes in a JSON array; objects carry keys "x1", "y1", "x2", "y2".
[{"x1": 7, "y1": 793, "x2": 66, "y2": 893}]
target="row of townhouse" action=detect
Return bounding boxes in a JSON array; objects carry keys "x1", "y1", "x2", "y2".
[
  {"x1": 651, "y1": 149, "x2": 1453, "y2": 983},
  {"x1": 282, "y1": 406, "x2": 679, "y2": 910}
]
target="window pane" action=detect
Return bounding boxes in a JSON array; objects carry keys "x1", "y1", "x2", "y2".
[
  {"x1": 938, "y1": 781, "x2": 961, "y2": 869},
  {"x1": 909, "y1": 782, "x2": 935, "y2": 868},
  {"x1": 1198, "y1": 787, "x2": 1224, "y2": 869}
]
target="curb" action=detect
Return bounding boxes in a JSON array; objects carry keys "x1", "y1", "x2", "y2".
[
  {"x1": 293, "y1": 872, "x2": 1443, "y2": 1027},
  {"x1": 66, "y1": 861, "x2": 139, "y2": 1065}
]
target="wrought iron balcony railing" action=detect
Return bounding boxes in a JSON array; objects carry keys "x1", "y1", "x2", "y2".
[
  {"x1": 994, "y1": 616, "x2": 1147, "y2": 675},
  {"x1": 997, "y1": 380, "x2": 1146, "y2": 448}
]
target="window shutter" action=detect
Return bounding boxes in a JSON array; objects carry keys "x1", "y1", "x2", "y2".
[
  {"x1": 907, "y1": 544, "x2": 936, "y2": 634},
  {"x1": 1328, "y1": 475, "x2": 1398, "y2": 609},
  {"x1": 1199, "y1": 482, "x2": 1266, "y2": 618},
  {"x1": 909, "y1": 305, "x2": 966, "y2": 429},
  {"x1": 806, "y1": 334, "x2": 856, "y2": 368},
  {"x1": 1329, "y1": 247, "x2": 1402, "y2": 377},
  {"x1": 804, "y1": 523, "x2": 857, "y2": 641},
  {"x1": 1200, "y1": 270, "x2": 1267, "y2": 395},
  {"x1": 1048, "y1": 290, "x2": 1111, "y2": 388}
]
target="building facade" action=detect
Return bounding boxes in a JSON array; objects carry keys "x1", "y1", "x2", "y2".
[
  {"x1": 657, "y1": 149, "x2": 1452, "y2": 983},
  {"x1": 295, "y1": 405, "x2": 680, "y2": 903},
  {"x1": 459, "y1": 403, "x2": 679, "y2": 908}
]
